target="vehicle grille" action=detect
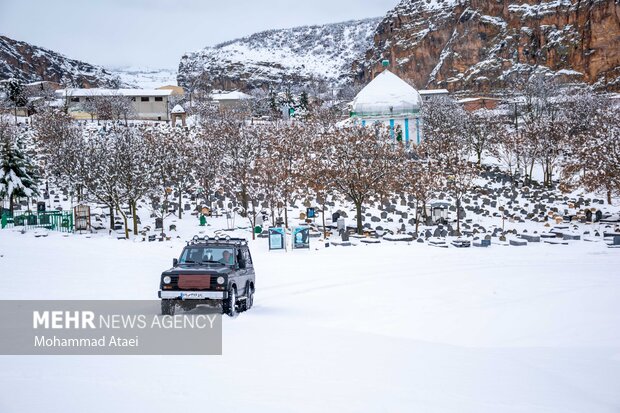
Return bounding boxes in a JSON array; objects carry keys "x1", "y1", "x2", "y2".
[{"x1": 177, "y1": 275, "x2": 216, "y2": 290}]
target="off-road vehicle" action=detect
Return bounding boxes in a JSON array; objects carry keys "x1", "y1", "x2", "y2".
[{"x1": 158, "y1": 236, "x2": 255, "y2": 316}]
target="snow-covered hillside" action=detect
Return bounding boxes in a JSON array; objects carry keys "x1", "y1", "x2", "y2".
[
  {"x1": 177, "y1": 18, "x2": 381, "y2": 91},
  {"x1": 109, "y1": 66, "x2": 178, "y2": 89},
  {"x1": 0, "y1": 35, "x2": 122, "y2": 88}
]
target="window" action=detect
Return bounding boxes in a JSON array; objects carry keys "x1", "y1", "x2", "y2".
[
  {"x1": 154, "y1": 97, "x2": 163, "y2": 102},
  {"x1": 70, "y1": 97, "x2": 80, "y2": 103},
  {"x1": 243, "y1": 249, "x2": 253, "y2": 265},
  {"x1": 141, "y1": 97, "x2": 149, "y2": 102}
]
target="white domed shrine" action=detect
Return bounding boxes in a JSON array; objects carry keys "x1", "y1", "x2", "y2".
[{"x1": 351, "y1": 65, "x2": 423, "y2": 144}]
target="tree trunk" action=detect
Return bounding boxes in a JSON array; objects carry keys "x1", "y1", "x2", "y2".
[
  {"x1": 161, "y1": 194, "x2": 168, "y2": 235},
  {"x1": 109, "y1": 205, "x2": 114, "y2": 231},
  {"x1": 608, "y1": 188, "x2": 612, "y2": 205},
  {"x1": 250, "y1": 205, "x2": 257, "y2": 240},
  {"x1": 322, "y1": 203, "x2": 327, "y2": 238},
  {"x1": 415, "y1": 199, "x2": 420, "y2": 235},
  {"x1": 117, "y1": 207, "x2": 129, "y2": 239},
  {"x1": 131, "y1": 199, "x2": 139, "y2": 235},
  {"x1": 178, "y1": 189, "x2": 182, "y2": 219},
  {"x1": 241, "y1": 186, "x2": 249, "y2": 217},
  {"x1": 9, "y1": 195, "x2": 14, "y2": 214},
  {"x1": 456, "y1": 198, "x2": 461, "y2": 235},
  {"x1": 355, "y1": 201, "x2": 363, "y2": 235},
  {"x1": 284, "y1": 199, "x2": 289, "y2": 229}
]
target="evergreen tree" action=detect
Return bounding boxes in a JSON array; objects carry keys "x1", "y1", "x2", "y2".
[
  {"x1": 4, "y1": 79, "x2": 28, "y2": 123},
  {"x1": 268, "y1": 90, "x2": 280, "y2": 119},
  {"x1": 0, "y1": 125, "x2": 40, "y2": 213},
  {"x1": 299, "y1": 91, "x2": 309, "y2": 111}
]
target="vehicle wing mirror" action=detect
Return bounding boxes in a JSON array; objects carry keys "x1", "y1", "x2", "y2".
[
  {"x1": 239, "y1": 259, "x2": 246, "y2": 269},
  {"x1": 173, "y1": 258, "x2": 178, "y2": 267}
]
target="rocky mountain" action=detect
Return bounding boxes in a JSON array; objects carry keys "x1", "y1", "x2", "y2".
[
  {"x1": 0, "y1": 35, "x2": 121, "y2": 88},
  {"x1": 177, "y1": 18, "x2": 381, "y2": 91},
  {"x1": 355, "y1": 0, "x2": 620, "y2": 92}
]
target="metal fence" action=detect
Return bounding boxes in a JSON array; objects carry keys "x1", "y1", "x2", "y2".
[{"x1": 1, "y1": 211, "x2": 74, "y2": 233}]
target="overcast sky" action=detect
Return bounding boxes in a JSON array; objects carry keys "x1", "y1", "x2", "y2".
[{"x1": 0, "y1": 0, "x2": 398, "y2": 70}]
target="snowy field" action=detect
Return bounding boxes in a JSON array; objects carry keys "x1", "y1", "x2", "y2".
[{"x1": 1, "y1": 218, "x2": 619, "y2": 413}]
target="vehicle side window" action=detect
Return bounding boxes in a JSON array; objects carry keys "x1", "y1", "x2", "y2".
[
  {"x1": 236, "y1": 249, "x2": 244, "y2": 267},
  {"x1": 243, "y1": 248, "x2": 252, "y2": 265}
]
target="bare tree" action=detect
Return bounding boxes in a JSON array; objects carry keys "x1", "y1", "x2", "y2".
[
  {"x1": 421, "y1": 97, "x2": 467, "y2": 166},
  {"x1": 314, "y1": 125, "x2": 408, "y2": 234},
  {"x1": 562, "y1": 96, "x2": 620, "y2": 204},
  {"x1": 404, "y1": 156, "x2": 445, "y2": 233},
  {"x1": 445, "y1": 160, "x2": 478, "y2": 235}
]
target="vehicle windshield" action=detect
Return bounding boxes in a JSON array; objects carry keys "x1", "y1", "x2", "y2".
[{"x1": 179, "y1": 247, "x2": 235, "y2": 266}]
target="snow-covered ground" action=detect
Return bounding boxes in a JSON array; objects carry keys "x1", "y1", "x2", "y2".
[{"x1": 1, "y1": 216, "x2": 619, "y2": 412}]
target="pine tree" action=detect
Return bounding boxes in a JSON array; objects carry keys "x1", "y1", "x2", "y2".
[
  {"x1": 3, "y1": 79, "x2": 28, "y2": 123},
  {"x1": 0, "y1": 125, "x2": 40, "y2": 213}
]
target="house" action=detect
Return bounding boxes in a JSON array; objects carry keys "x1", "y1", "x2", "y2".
[
  {"x1": 457, "y1": 97, "x2": 502, "y2": 111},
  {"x1": 26, "y1": 81, "x2": 61, "y2": 96},
  {"x1": 350, "y1": 65, "x2": 423, "y2": 145},
  {"x1": 418, "y1": 89, "x2": 450, "y2": 102},
  {"x1": 211, "y1": 91, "x2": 253, "y2": 108},
  {"x1": 58, "y1": 88, "x2": 173, "y2": 121},
  {"x1": 156, "y1": 85, "x2": 184, "y2": 96}
]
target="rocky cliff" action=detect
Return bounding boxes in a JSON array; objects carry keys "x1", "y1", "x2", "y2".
[
  {"x1": 0, "y1": 35, "x2": 121, "y2": 88},
  {"x1": 356, "y1": 0, "x2": 620, "y2": 92},
  {"x1": 177, "y1": 18, "x2": 381, "y2": 92}
]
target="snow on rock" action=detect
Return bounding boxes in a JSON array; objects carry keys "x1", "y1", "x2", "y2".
[
  {"x1": 0, "y1": 35, "x2": 123, "y2": 88},
  {"x1": 357, "y1": 0, "x2": 620, "y2": 92}
]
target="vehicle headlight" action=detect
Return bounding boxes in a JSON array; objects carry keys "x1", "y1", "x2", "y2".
[
  {"x1": 163, "y1": 276, "x2": 171, "y2": 284},
  {"x1": 217, "y1": 276, "x2": 225, "y2": 285}
]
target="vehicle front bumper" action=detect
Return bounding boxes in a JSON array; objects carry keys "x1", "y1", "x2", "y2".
[{"x1": 159, "y1": 290, "x2": 226, "y2": 300}]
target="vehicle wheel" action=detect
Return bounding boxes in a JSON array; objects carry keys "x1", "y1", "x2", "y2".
[
  {"x1": 246, "y1": 285, "x2": 254, "y2": 310},
  {"x1": 161, "y1": 299, "x2": 175, "y2": 316},
  {"x1": 224, "y1": 287, "x2": 237, "y2": 317}
]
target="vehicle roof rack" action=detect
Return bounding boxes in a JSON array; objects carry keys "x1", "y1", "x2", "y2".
[{"x1": 187, "y1": 235, "x2": 249, "y2": 246}]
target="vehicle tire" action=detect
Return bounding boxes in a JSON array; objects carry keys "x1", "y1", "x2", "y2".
[
  {"x1": 161, "y1": 299, "x2": 175, "y2": 316},
  {"x1": 224, "y1": 287, "x2": 237, "y2": 317},
  {"x1": 246, "y1": 285, "x2": 254, "y2": 310}
]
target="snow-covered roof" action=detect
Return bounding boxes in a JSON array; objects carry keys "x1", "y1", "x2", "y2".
[
  {"x1": 171, "y1": 104, "x2": 185, "y2": 114},
  {"x1": 419, "y1": 89, "x2": 449, "y2": 95},
  {"x1": 211, "y1": 91, "x2": 253, "y2": 101},
  {"x1": 457, "y1": 97, "x2": 502, "y2": 103},
  {"x1": 57, "y1": 88, "x2": 173, "y2": 97},
  {"x1": 351, "y1": 69, "x2": 422, "y2": 117},
  {"x1": 26, "y1": 81, "x2": 59, "y2": 86}
]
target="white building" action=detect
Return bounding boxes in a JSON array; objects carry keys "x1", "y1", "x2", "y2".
[
  {"x1": 211, "y1": 91, "x2": 253, "y2": 108},
  {"x1": 58, "y1": 88, "x2": 173, "y2": 121},
  {"x1": 350, "y1": 69, "x2": 423, "y2": 145},
  {"x1": 419, "y1": 89, "x2": 450, "y2": 102}
]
